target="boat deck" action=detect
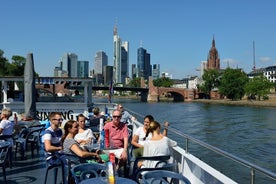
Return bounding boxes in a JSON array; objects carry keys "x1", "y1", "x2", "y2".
[{"x1": 0, "y1": 145, "x2": 64, "y2": 184}]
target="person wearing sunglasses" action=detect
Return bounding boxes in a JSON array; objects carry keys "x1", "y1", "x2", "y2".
[{"x1": 104, "y1": 109, "x2": 129, "y2": 177}]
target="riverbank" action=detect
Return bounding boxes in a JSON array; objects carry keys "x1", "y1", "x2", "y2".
[{"x1": 193, "y1": 99, "x2": 276, "y2": 108}]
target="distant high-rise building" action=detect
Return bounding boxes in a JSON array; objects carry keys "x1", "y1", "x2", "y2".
[
  {"x1": 94, "y1": 51, "x2": 108, "y2": 75},
  {"x1": 121, "y1": 42, "x2": 129, "y2": 83},
  {"x1": 113, "y1": 24, "x2": 129, "y2": 84},
  {"x1": 207, "y1": 36, "x2": 220, "y2": 70},
  {"x1": 103, "y1": 65, "x2": 113, "y2": 85},
  {"x1": 60, "y1": 53, "x2": 78, "y2": 77},
  {"x1": 137, "y1": 47, "x2": 151, "y2": 80},
  {"x1": 77, "y1": 61, "x2": 89, "y2": 78},
  {"x1": 152, "y1": 64, "x2": 160, "y2": 80},
  {"x1": 113, "y1": 24, "x2": 121, "y2": 83},
  {"x1": 131, "y1": 64, "x2": 137, "y2": 78}
]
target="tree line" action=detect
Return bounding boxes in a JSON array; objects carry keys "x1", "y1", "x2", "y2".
[
  {"x1": 198, "y1": 68, "x2": 274, "y2": 101},
  {"x1": 0, "y1": 50, "x2": 27, "y2": 76}
]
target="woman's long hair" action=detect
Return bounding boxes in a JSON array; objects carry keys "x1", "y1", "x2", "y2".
[
  {"x1": 143, "y1": 121, "x2": 160, "y2": 141},
  {"x1": 61, "y1": 120, "x2": 76, "y2": 144}
]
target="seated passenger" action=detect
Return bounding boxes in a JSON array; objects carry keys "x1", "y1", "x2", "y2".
[
  {"x1": 117, "y1": 104, "x2": 136, "y2": 124},
  {"x1": 43, "y1": 112, "x2": 64, "y2": 165},
  {"x1": 103, "y1": 109, "x2": 128, "y2": 176},
  {"x1": 138, "y1": 121, "x2": 176, "y2": 168},
  {"x1": 0, "y1": 108, "x2": 15, "y2": 147},
  {"x1": 74, "y1": 114, "x2": 95, "y2": 148},
  {"x1": 131, "y1": 115, "x2": 169, "y2": 158},
  {"x1": 62, "y1": 120, "x2": 101, "y2": 163},
  {"x1": 89, "y1": 107, "x2": 105, "y2": 133}
]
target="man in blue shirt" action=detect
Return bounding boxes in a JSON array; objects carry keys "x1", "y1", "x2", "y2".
[{"x1": 117, "y1": 104, "x2": 136, "y2": 124}]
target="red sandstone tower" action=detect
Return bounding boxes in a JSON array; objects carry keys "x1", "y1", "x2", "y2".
[{"x1": 207, "y1": 36, "x2": 220, "y2": 70}]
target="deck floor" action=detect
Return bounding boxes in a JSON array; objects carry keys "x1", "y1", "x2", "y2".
[{"x1": 0, "y1": 145, "x2": 64, "y2": 184}]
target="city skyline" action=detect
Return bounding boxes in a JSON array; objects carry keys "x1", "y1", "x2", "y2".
[{"x1": 1, "y1": 1, "x2": 276, "y2": 79}]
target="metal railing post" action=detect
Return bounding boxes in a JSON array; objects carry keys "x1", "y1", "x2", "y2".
[
  {"x1": 251, "y1": 168, "x2": 255, "y2": 184},
  {"x1": 185, "y1": 138, "x2": 189, "y2": 153}
]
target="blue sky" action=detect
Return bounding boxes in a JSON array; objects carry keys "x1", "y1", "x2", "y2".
[{"x1": 1, "y1": 0, "x2": 276, "y2": 79}]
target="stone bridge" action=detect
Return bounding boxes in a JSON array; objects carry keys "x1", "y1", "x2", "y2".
[
  {"x1": 147, "y1": 77, "x2": 195, "y2": 102},
  {"x1": 34, "y1": 77, "x2": 195, "y2": 102}
]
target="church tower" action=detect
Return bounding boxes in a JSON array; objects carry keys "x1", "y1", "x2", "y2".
[{"x1": 207, "y1": 36, "x2": 220, "y2": 70}]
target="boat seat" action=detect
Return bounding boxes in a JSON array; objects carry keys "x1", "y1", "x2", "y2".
[
  {"x1": 15, "y1": 125, "x2": 45, "y2": 159},
  {"x1": 71, "y1": 162, "x2": 107, "y2": 184},
  {"x1": 131, "y1": 155, "x2": 176, "y2": 182},
  {"x1": 0, "y1": 142, "x2": 10, "y2": 184},
  {"x1": 142, "y1": 170, "x2": 191, "y2": 184},
  {"x1": 0, "y1": 135, "x2": 13, "y2": 168}
]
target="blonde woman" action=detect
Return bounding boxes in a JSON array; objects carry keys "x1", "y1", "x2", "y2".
[
  {"x1": 139, "y1": 121, "x2": 176, "y2": 168},
  {"x1": 0, "y1": 108, "x2": 14, "y2": 146}
]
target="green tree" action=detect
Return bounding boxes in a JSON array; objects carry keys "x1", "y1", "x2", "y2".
[
  {"x1": 9, "y1": 55, "x2": 26, "y2": 76},
  {"x1": 245, "y1": 75, "x2": 273, "y2": 100},
  {"x1": 0, "y1": 50, "x2": 10, "y2": 76},
  {"x1": 128, "y1": 77, "x2": 141, "y2": 87},
  {"x1": 219, "y1": 68, "x2": 248, "y2": 100},
  {"x1": 198, "y1": 69, "x2": 220, "y2": 96},
  {"x1": 153, "y1": 77, "x2": 174, "y2": 87}
]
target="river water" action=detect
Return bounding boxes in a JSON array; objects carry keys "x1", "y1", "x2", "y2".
[{"x1": 94, "y1": 97, "x2": 276, "y2": 183}]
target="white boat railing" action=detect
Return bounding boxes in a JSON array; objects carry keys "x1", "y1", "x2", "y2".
[
  {"x1": 169, "y1": 126, "x2": 276, "y2": 184},
  {"x1": 126, "y1": 107, "x2": 276, "y2": 184}
]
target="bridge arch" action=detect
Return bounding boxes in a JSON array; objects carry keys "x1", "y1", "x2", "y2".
[{"x1": 148, "y1": 77, "x2": 195, "y2": 102}]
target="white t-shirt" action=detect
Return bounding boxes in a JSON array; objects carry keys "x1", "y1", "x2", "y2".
[
  {"x1": 134, "y1": 126, "x2": 152, "y2": 146},
  {"x1": 0, "y1": 119, "x2": 15, "y2": 146},
  {"x1": 74, "y1": 129, "x2": 95, "y2": 143},
  {"x1": 143, "y1": 136, "x2": 177, "y2": 168}
]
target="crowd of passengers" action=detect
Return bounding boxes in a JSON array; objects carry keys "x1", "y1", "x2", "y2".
[{"x1": 0, "y1": 104, "x2": 176, "y2": 183}]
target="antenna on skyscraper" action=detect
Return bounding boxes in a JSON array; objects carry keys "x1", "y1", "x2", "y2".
[
  {"x1": 252, "y1": 41, "x2": 256, "y2": 71},
  {"x1": 113, "y1": 17, "x2": 118, "y2": 35},
  {"x1": 140, "y1": 40, "x2": 143, "y2": 47}
]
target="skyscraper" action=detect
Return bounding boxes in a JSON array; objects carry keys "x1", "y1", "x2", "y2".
[
  {"x1": 61, "y1": 53, "x2": 78, "y2": 77},
  {"x1": 137, "y1": 47, "x2": 151, "y2": 80},
  {"x1": 94, "y1": 51, "x2": 108, "y2": 75},
  {"x1": 103, "y1": 65, "x2": 113, "y2": 85},
  {"x1": 131, "y1": 64, "x2": 137, "y2": 78},
  {"x1": 152, "y1": 64, "x2": 160, "y2": 80},
  {"x1": 77, "y1": 60, "x2": 89, "y2": 78},
  {"x1": 121, "y1": 41, "x2": 129, "y2": 83},
  {"x1": 113, "y1": 23, "x2": 129, "y2": 84},
  {"x1": 113, "y1": 24, "x2": 121, "y2": 83}
]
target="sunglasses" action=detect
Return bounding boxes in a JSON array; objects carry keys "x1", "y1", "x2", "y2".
[
  {"x1": 52, "y1": 118, "x2": 63, "y2": 122},
  {"x1": 112, "y1": 115, "x2": 121, "y2": 118}
]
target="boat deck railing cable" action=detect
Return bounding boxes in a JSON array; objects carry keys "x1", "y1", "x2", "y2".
[
  {"x1": 166, "y1": 124, "x2": 276, "y2": 184},
  {"x1": 125, "y1": 107, "x2": 276, "y2": 184}
]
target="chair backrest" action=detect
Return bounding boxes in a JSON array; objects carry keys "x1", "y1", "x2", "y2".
[
  {"x1": 71, "y1": 162, "x2": 107, "y2": 184},
  {"x1": 142, "y1": 170, "x2": 191, "y2": 184},
  {"x1": 131, "y1": 155, "x2": 172, "y2": 181},
  {"x1": 0, "y1": 144, "x2": 9, "y2": 165},
  {"x1": 27, "y1": 126, "x2": 45, "y2": 142}
]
